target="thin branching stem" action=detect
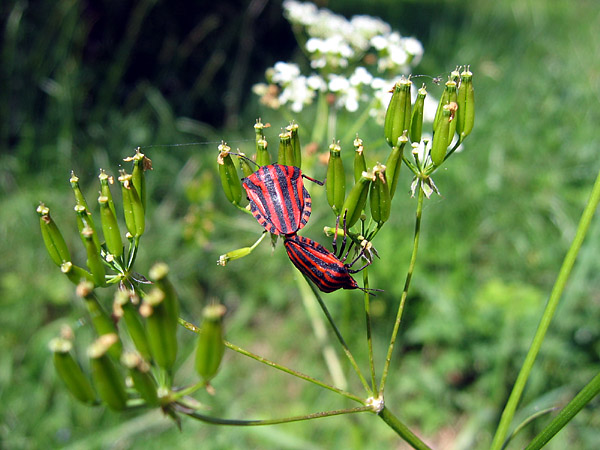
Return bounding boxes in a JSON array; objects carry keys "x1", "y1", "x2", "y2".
[
  {"x1": 178, "y1": 404, "x2": 373, "y2": 426},
  {"x1": 304, "y1": 276, "x2": 373, "y2": 395},
  {"x1": 363, "y1": 269, "x2": 377, "y2": 393},
  {"x1": 379, "y1": 406, "x2": 433, "y2": 450},
  {"x1": 178, "y1": 318, "x2": 364, "y2": 404},
  {"x1": 379, "y1": 183, "x2": 424, "y2": 395},
  {"x1": 490, "y1": 166, "x2": 600, "y2": 450}
]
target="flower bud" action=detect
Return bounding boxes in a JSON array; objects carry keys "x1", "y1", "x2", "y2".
[
  {"x1": 140, "y1": 288, "x2": 178, "y2": 372},
  {"x1": 77, "y1": 281, "x2": 122, "y2": 359},
  {"x1": 217, "y1": 143, "x2": 243, "y2": 205},
  {"x1": 195, "y1": 303, "x2": 226, "y2": 383},
  {"x1": 341, "y1": 173, "x2": 373, "y2": 228},
  {"x1": 409, "y1": 85, "x2": 427, "y2": 143},
  {"x1": 237, "y1": 152, "x2": 255, "y2": 178},
  {"x1": 148, "y1": 262, "x2": 180, "y2": 327},
  {"x1": 37, "y1": 203, "x2": 71, "y2": 266},
  {"x1": 121, "y1": 352, "x2": 159, "y2": 406},
  {"x1": 98, "y1": 195, "x2": 123, "y2": 258},
  {"x1": 98, "y1": 170, "x2": 117, "y2": 217},
  {"x1": 326, "y1": 141, "x2": 346, "y2": 215},
  {"x1": 80, "y1": 225, "x2": 106, "y2": 287},
  {"x1": 431, "y1": 104, "x2": 453, "y2": 166},
  {"x1": 121, "y1": 149, "x2": 151, "y2": 213},
  {"x1": 61, "y1": 261, "x2": 94, "y2": 285},
  {"x1": 114, "y1": 290, "x2": 151, "y2": 362},
  {"x1": 385, "y1": 132, "x2": 409, "y2": 199},
  {"x1": 384, "y1": 78, "x2": 412, "y2": 148},
  {"x1": 88, "y1": 334, "x2": 127, "y2": 411},
  {"x1": 49, "y1": 337, "x2": 96, "y2": 405},
  {"x1": 353, "y1": 137, "x2": 366, "y2": 182},
  {"x1": 369, "y1": 164, "x2": 391, "y2": 225},
  {"x1": 456, "y1": 67, "x2": 474, "y2": 140},
  {"x1": 286, "y1": 122, "x2": 302, "y2": 169},
  {"x1": 118, "y1": 171, "x2": 145, "y2": 237},
  {"x1": 277, "y1": 131, "x2": 295, "y2": 167}
]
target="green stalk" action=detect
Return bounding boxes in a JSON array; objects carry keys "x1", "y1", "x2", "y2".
[
  {"x1": 524, "y1": 371, "x2": 600, "y2": 450},
  {"x1": 304, "y1": 275, "x2": 372, "y2": 395},
  {"x1": 178, "y1": 318, "x2": 364, "y2": 404},
  {"x1": 379, "y1": 184, "x2": 424, "y2": 394},
  {"x1": 363, "y1": 269, "x2": 377, "y2": 393},
  {"x1": 490, "y1": 166, "x2": 600, "y2": 450},
  {"x1": 379, "y1": 407, "x2": 432, "y2": 450},
  {"x1": 180, "y1": 405, "x2": 373, "y2": 426}
]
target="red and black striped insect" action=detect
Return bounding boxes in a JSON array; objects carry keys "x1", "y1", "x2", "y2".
[
  {"x1": 243, "y1": 163, "x2": 321, "y2": 236},
  {"x1": 283, "y1": 234, "x2": 375, "y2": 293}
]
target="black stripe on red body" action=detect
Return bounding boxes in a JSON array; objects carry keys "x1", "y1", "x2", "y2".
[
  {"x1": 283, "y1": 235, "x2": 358, "y2": 293},
  {"x1": 243, "y1": 164, "x2": 311, "y2": 235}
]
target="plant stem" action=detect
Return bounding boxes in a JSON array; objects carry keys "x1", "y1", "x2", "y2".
[
  {"x1": 379, "y1": 184, "x2": 424, "y2": 395},
  {"x1": 363, "y1": 269, "x2": 377, "y2": 393},
  {"x1": 524, "y1": 371, "x2": 600, "y2": 450},
  {"x1": 490, "y1": 166, "x2": 600, "y2": 450},
  {"x1": 305, "y1": 276, "x2": 373, "y2": 395},
  {"x1": 178, "y1": 318, "x2": 364, "y2": 404},
  {"x1": 179, "y1": 404, "x2": 373, "y2": 426},
  {"x1": 379, "y1": 406, "x2": 432, "y2": 450}
]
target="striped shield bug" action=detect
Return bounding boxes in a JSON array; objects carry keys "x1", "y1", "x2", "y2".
[
  {"x1": 243, "y1": 163, "x2": 322, "y2": 236},
  {"x1": 283, "y1": 234, "x2": 378, "y2": 294}
]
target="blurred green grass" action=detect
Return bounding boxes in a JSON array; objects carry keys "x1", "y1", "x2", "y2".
[{"x1": 1, "y1": 0, "x2": 600, "y2": 449}]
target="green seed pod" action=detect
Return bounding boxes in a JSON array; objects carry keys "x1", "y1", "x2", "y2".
[
  {"x1": 98, "y1": 195, "x2": 123, "y2": 258},
  {"x1": 431, "y1": 104, "x2": 453, "y2": 166},
  {"x1": 409, "y1": 85, "x2": 427, "y2": 143},
  {"x1": 353, "y1": 137, "x2": 367, "y2": 182},
  {"x1": 237, "y1": 152, "x2": 255, "y2": 178},
  {"x1": 118, "y1": 171, "x2": 145, "y2": 238},
  {"x1": 74, "y1": 203, "x2": 101, "y2": 251},
  {"x1": 385, "y1": 132, "x2": 409, "y2": 199},
  {"x1": 433, "y1": 80, "x2": 457, "y2": 136},
  {"x1": 326, "y1": 141, "x2": 346, "y2": 215},
  {"x1": 141, "y1": 288, "x2": 178, "y2": 372},
  {"x1": 255, "y1": 137, "x2": 270, "y2": 167},
  {"x1": 277, "y1": 131, "x2": 295, "y2": 167},
  {"x1": 254, "y1": 118, "x2": 267, "y2": 141},
  {"x1": 61, "y1": 261, "x2": 94, "y2": 285},
  {"x1": 456, "y1": 67, "x2": 474, "y2": 140},
  {"x1": 80, "y1": 226, "x2": 106, "y2": 287},
  {"x1": 127, "y1": 148, "x2": 151, "y2": 211},
  {"x1": 341, "y1": 173, "x2": 373, "y2": 228},
  {"x1": 121, "y1": 352, "x2": 159, "y2": 406},
  {"x1": 49, "y1": 337, "x2": 96, "y2": 405},
  {"x1": 369, "y1": 164, "x2": 391, "y2": 225},
  {"x1": 384, "y1": 78, "x2": 412, "y2": 148},
  {"x1": 195, "y1": 303, "x2": 226, "y2": 383},
  {"x1": 148, "y1": 262, "x2": 179, "y2": 326},
  {"x1": 286, "y1": 122, "x2": 302, "y2": 169},
  {"x1": 114, "y1": 290, "x2": 151, "y2": 362},
  {"x1": 88, "y1": 334, "x2": 127, "y2": 411},
  {"x1": 217, "y1": 143, "x2": 243, "y2": 206},
  {"x1": 70, "y1": 172, "x2": 90, "y2": 210},
  {"x1": 37, "y1": 203, "x2": 71, "y2": 266},
  {"x1": 98, "y1": 170, "x2": 117, "y2": 220},
  {"x1": 217, "y1": 246, "x2": 253, "y2": 266},
  {"x1": 77, "y1": 281, "x2": 122, "y2": 359}
]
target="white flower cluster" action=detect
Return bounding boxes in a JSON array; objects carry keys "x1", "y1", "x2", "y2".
[{"x1": 254, "y1": 0, "x2": 431, "y2": 120}]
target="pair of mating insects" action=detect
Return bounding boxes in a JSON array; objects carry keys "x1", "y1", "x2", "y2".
[{"x1": 240, "y1": 161, "x2": 376, "y2": 294}]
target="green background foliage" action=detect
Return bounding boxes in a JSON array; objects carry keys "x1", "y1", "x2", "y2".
[{"x1": 1, "y1": 0, "x2": 599, "y2": 448}]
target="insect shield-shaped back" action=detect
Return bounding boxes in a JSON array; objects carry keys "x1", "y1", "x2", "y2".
[
  {"x1": 242, "y1": 164, "x2": 311, "y2": 235},
  {"x1": 283, "y1": 235, "x2": 358, "y2": 293}
]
